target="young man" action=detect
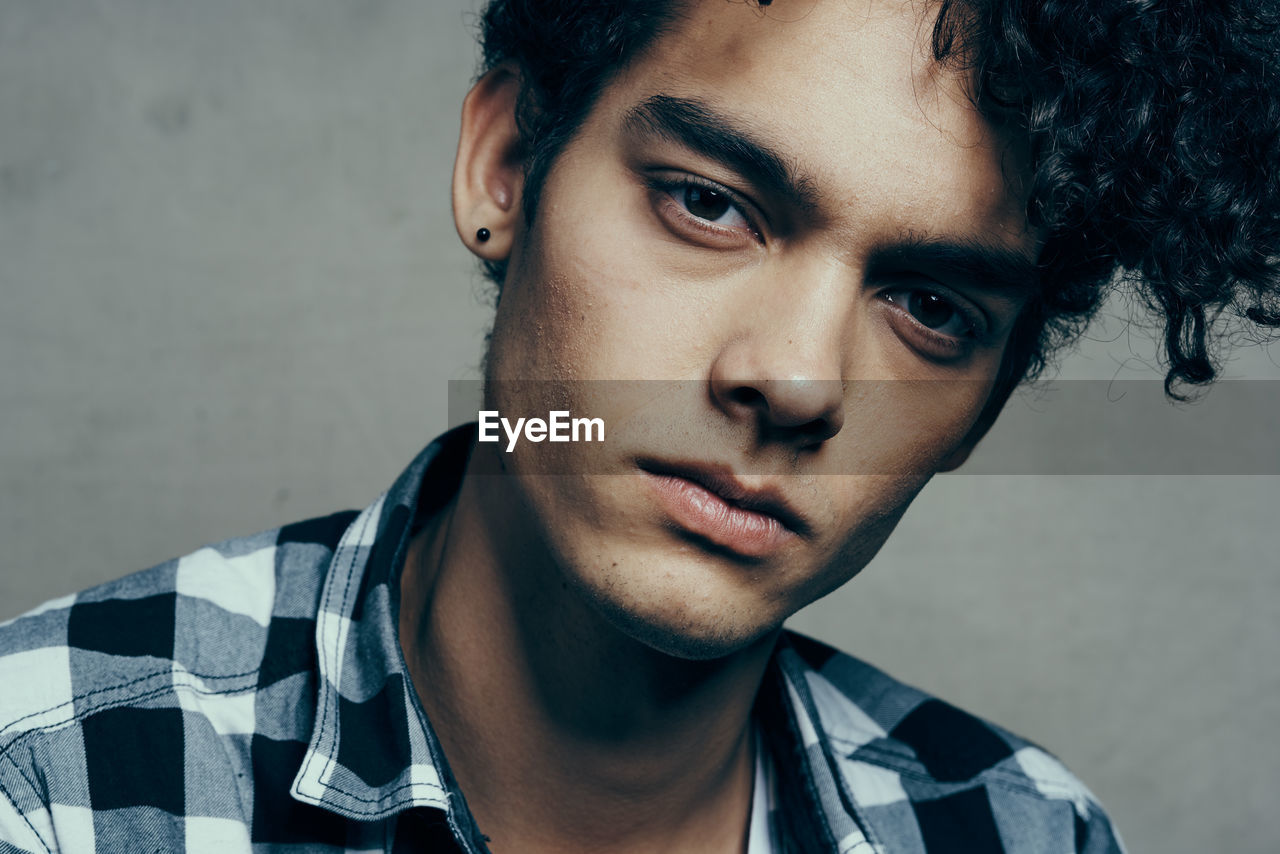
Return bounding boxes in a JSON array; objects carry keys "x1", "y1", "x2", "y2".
[{"x1": 1, "y1": 0, "x2": 1275, "y2": 851}]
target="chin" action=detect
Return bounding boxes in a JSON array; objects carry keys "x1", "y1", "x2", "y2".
[
  {"x1": 569, "y1": 557, "x2": 789, "y2": 662},
  {"x1": 601, "y1": 602, "x2": 779, "y2": 661}
]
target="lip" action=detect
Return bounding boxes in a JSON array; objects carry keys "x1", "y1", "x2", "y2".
[{"x1": 638, "y1": 460, "x2": 809, "y2": 559}]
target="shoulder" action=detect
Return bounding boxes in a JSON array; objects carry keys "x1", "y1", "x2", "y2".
[
  {"x1": 0, "y1": 509, "x2": 358, "y2": 716},
  {"x1": 775, "y1": 630, "x2": 1126, "y2": 853},
  {"x1": 0, "y1": 511, "x2": 358, "y2": 842}
]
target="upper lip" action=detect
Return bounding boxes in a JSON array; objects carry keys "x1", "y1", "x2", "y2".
[{"x1": 637, "y1": 458, "x2": 812, "y2": 538}]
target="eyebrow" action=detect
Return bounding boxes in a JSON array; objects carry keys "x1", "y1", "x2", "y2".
[
  {"x1": 622, "y1": 94, "x2": 821, "y2": 214},
  {"x1": 876, "y1": 234, "x2": 1041, "y2": 299},
  {"x1": 624, "y1": 95, "x2": 1039, "y2": 296}
]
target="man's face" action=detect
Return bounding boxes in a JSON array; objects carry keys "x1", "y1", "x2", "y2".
[{"x1": 475, "y1": 0, "x2": 1037, "y2": 658}]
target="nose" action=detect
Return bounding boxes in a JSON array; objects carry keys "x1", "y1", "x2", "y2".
[
  {"x1": 711, "y1": 376, "x2": 845, "y2": 444},
  {"x1": 708, "y1": 295, "x2": 847, "y2": 446}
]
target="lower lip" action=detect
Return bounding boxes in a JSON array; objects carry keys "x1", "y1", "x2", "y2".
[{"x1": 645, "y1": 473, "x2": 796, "y2": 559}]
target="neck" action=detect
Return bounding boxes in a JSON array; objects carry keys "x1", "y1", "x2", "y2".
[{"x1": 398, "y1": 450, "x2": 778, "y2": 854}]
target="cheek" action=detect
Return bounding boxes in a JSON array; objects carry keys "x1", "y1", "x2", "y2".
[
  {"x1": 489, "y1": 221, "x2": 636, "y2": 382},
  {"x1": 794, "y1": 383, "x2": 993, "y2": 591},
  {"x1": 487, "y1": 266, "x2": 595, "y2": 383},
  {"x1": 769, "y1": 474, "x2": 921, "y2": 610},
  {"x1": 824, "y1": 378, "x2": 993, "y2": 478}
]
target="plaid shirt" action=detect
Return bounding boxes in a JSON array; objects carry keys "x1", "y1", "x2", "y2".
[{"x1": 0, "y1": 427, "x2": 1124, "y2": 853}]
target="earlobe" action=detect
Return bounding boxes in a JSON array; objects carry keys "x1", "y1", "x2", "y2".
[{"x1": 452, "y1": 65, "x2": 524, "y2": 262}]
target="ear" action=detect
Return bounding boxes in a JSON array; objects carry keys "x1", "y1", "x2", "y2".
[{"x1": 452, "y1": 65, "x2": 524, "y2": 263}]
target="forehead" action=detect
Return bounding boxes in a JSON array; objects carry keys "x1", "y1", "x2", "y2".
[{"x1": 601, "y1": 0, "x2": 1032, "y2": 248}]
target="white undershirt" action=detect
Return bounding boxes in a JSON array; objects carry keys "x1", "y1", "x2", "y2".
[{"x1": 746, "y1": 725, "x2": 779, "y2": 854}]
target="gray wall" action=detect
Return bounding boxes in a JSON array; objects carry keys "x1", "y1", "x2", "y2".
[{"x1": 2, "y1": 3, "x2": 1276, "y2": 851}]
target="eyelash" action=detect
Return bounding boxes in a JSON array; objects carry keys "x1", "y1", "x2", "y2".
[
  {"x1": 645, "y1": 175, "x2": 763, "y2": 243},
  {"x1": 880, "y1": 285, "x2": 989, "y2": 360}
]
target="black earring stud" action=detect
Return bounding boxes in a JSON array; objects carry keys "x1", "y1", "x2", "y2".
[{"x1": 476, "y1": 227, "x2": 491, "y2": 243}]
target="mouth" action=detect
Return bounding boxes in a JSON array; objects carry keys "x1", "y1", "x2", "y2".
[{"x1": 637, "y1": 459, "x2": 810, "y2": 559}]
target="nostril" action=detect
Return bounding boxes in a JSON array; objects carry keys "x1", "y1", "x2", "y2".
[
  {"x1": 712, "y1": 376, "x2": 844, "y2": 444},
  {"x1": 798, "y1": 418, "x2": 831, "y2": 438},
  {"x1": 729, "y1": 386, "x2": 766, "y2": 408},
  {"x1": 759, "y1": 416, "x2": 837, "y2": 448},
  {"x1": 766, "y1": 416, "x2": 836, "y2": 445}
]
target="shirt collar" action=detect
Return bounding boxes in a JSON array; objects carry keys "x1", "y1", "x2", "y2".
[{"x1": 290, "y1": 426, "x2": 473, "y2": 823}]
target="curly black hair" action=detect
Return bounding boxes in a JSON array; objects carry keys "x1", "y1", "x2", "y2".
[{"x1": 478, "y1": 0, "x2": 1280, "y2": 397}]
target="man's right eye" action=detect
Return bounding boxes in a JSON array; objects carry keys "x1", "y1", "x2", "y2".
[
  {"x1": 679, "y1": 185, "x2": 739, "y2": 225},
  {"x1": 647, "y1": 175, "x2": 762, "y2": 244}
]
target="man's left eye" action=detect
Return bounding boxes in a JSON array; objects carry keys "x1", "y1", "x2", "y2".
[{"x1": 883, "y1": 288, "x2": 977, "y2": 338}]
